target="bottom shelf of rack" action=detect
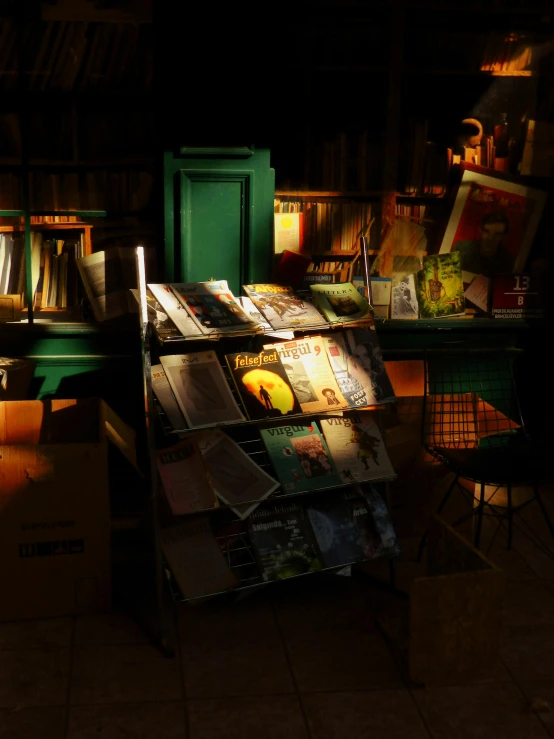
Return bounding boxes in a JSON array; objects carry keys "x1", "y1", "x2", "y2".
[{"x1": 165, "y1": 526, "x2": 398, "y2": 604}]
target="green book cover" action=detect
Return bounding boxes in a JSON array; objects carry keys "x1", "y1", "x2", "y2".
[
  {"x1": 309, "y1": 282, "x2": 372, "y2": 324},
  {"x1": 260, "y1": 421, "x2": 343, "y2": 494},
  {"x1": 416, "y1": 252, "x2": 465, "y2": 319}
]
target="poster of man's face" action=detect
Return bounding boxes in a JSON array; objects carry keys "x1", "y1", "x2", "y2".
[{"x1": 439, "y1": 166, "x2": 547, "y2": 276}]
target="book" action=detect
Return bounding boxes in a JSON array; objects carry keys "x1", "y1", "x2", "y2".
[
  {"x1": 306, "y1": 495, "x2": 364, "y2": 568},
  {"x1": 274, "y1": 212, "x2": 304, "y2": 254},
  {"x1": 416, "y1": 252, "x2": 465, "y2": 319},
  {"x1": 161, "y1": 517, "x2": 237, "y2": 600},
  {"x1": 156, "y1": 438, "x2": 218, "y2": 515},
  {"x1": 171, "y1": 280, "x2": 260, "y2": 336},
  {"x1": 391, "y1": 275, "x2": 419, "y2": 319},
  {"x1": 310, "y1": 282, "x2": 373, "y2": 325},
  {"x1": 225, "y1": 348, "x2": 302, "y2": 421},
  {"x1": 147, "y1": 283, "x2": 203, "y2": 338},
  {"x1": 273, "y1": 250, "x2": 312, "y2": 290},
  {"x1": 76, "y1": 246, "x2": 142, "y2": 322},
  {"x1": 263, "y1": 335, "x2": 348, "y2": 414},
  {"x1": 130, "y1": 289, "x2": 182, "y2": 341},
  {"x1": 321, "y1": 328, "x2": 395, "y2": 408},
  {"x1": 260, "y1": 421, "x2": 342, "y2": 494},
  {"x1": 150, "y1": 364, "x2": 186, "y2": 432},
  {"x1": 242, "y1": 283, "x2": 328, "y2": 330},
  {"x1": 160, "y1": 351, "x2": 246, "y2": 429},
  {"x1": 319, "y1": 412, "x2": 395, "y2": 484},
  {"x1": 195, "y1": 428, "x2": 280, "y2": 519},
  {"x1": 248, "y1": 503, "x2": 323, "y2": 581}
]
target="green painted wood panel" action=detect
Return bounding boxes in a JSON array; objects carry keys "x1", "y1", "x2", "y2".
[{"x1": 164, "y1": 147, "x2": 274, "y2": 295}]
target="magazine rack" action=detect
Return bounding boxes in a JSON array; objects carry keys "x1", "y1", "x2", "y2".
[{"x1": 134, "y1": 261, "x2": 400, "y2": 654}]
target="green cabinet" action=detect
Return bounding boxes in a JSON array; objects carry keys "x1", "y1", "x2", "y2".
[{"x1": 163, "y1": 147, "x2": 275, "y2": 294}]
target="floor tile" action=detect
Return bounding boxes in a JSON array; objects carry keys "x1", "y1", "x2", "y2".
[
  {"x1": 517, "y1": 680, "x2": 554, "y2": 738},
  {"x1": 274, "y1": 577, "x2": 402, "y2": 692},
  {"x1": 412, "y1": 682, "x2": 549, "y2": 739},
  {"x1": 500, "y1": 626, "x2": 554, "y2": 682},
  {"x1": 0, "y1": 618, "x2": 72, "y2": 650},
  {"x1": 68, "y1": 702, "x2": 187, "y2": 738},
  {"x1": 302, "y1": 690, "x2": 431, "y2": 739},
  {"x1": 70, "y1": 644, "x2": 182, "y2": 705},
  {"x1": 187, "y1": 695, "x2": 309, "y2": 739},
  {"x1": 0, "y1": 648, "x2": 70, "y2": 708},
  {"x1": 502, "y1": 578, "x2": 554, "y2": 628},
  {"x1": 179, "y1": 594, "x2": 294, "y2": 698},
  {"x1": 0, "y1": 706, "x2": 65, "y2": 739},
  {"x1": 74, "y1": 609, "x2": 149, "y2": 646}
]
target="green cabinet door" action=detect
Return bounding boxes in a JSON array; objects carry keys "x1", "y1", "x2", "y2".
[{"x1": 163, "y1": 147, "x2": 275, "y2": 295}]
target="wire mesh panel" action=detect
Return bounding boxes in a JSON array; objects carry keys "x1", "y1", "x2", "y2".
[{"x1": 423, "y1": 351, "x2": 524, "y2": 451}]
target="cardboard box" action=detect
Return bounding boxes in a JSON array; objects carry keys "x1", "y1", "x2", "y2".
[{"x1": 0, "y1": 398, "x2": 137, "y2": 621}]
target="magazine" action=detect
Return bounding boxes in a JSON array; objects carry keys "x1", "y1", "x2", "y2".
[
  {"x1": 242, "y1": 283, "x2": 328, "y2": 330},
  {"x1": 156, "y1": 438, "x2": 218, "y2": 515},
  {"x1": 147, "y1": 283, "x2": 203, "y2": 338},
  {"x1": 235, "y1": 296, "x2": 295, "y2": 340},
  {"x1": 160, "y1": 351, "x2": 245, "y2": 428},
  {"x1": 357, "y1": 483, "x2": 401, "y2": 558},
  {"x1": 225, "y1": 348, "x2": 302, "y2": 421},
  {"x1": 151, "y1": 364, "x2": 186, "y2": 432},
  {"x1": 130, "y1": 288, "x2": 182, "y2": 340},
  {"x1": 343, "y1": 488, "x2": 393, "y2": 561},
  {"x1": 319, "y1": 412, "x2": 395, "y2": 484},
  {"x1": 171, "y1": 280, "x2": 260, "y2": 336},
  {"x1": 263, "y1": 335, "x2": 348, "y2": 414},
  {"x1": 260, "y1": 421, "x2": 342, "y2": 494},
  {"x1": 195, "y1": 428, "x2": 280, "y2": 518},
  {"x1": 248, "y1": 502, "x2": 323, "y2": 581},
  {"x1": 310, "y1": 282, "x2": 373, "y2": 325},
  {"x1": 321, "y1": 328, "x2": 395, "y2": 408},
  {"x1": 416, "y1": 252, "x2": 465, "y2": 319},
  {"x1": 161, "y1": 517, "x2": 237, "y2": 600},
  {"x1": 305, "y1": 495, "x2": 364, "y2": 568},
  {"x1": 390, "y1": 275, "x2": 419, "y2": 320}
]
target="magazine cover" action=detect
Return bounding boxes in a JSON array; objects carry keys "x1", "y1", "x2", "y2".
[
  {"x1": 151, "y1": 364, "x2": 186, "y2": 432},
  {"x1": 160, "y1": 351, "x2": 246, "y2": 428},
  {"x1": 225, "y1": 349, "x2": 302, "y2": 421},
  {"x1": 322, "y1": 329, "x2": 395, "y2": 408},
  {"x1": 242, "y1": 283, "x2": 328, "y2": 330},
  {"x1": 130, "y1": 288, "x2": 183, "y2": 340},
  {"x1": 343, "y1": 327, "x2": 396, "y2": 405},
  {"x1": 305, "y1": 496, "x2": 363, "y2": 568},
  {"x1": 260, "y1": 421, "x2": 342, "y2": 494},
  {"x1": 310, "y1": 282, "x2": 373, "y2": 324},
  {"x1": 263, "y1": 335, "x2": 348, "y2": 414},
  {"x1": 156, "y1": 438, "x2": 218, "y2": 515},
  {"x1": 390, "y1": 275, "x2": 419, "y2": 319},
  {"x1": 358, "y1": 483, "x2": 401, "y2": 558},
  {"x1": 195, "y1": 428, "x2": 280, "y2": 519},
  {"x1": 147, "y1": 283, "x2": 203, "y2": 338},
  {"x1": 343, "y1": 488, "x2": 388, "y2": 561},
  {"x1": 161, "y1": 517, "x2": 237, "y2": 600},
  {"x1": 171, "y1": 280, "x2": 260, "y2": 335},
  {"x1": 319, "y1": 412, "x2": 395, "y2": 484},
  {"x1": 248, "y1": 503, "x2": 323, "y2": 581},
  {"x1": 416, "y1": 252, "x2": 465, "y2": 319}
]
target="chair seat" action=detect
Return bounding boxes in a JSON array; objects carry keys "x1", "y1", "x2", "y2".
[{"x1": 429, "y1": 442, "x2": 553, "y2": 485}]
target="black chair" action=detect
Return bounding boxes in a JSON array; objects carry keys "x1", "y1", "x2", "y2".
[{"x1": 417, "y1": 349, "x2": 554, "y2": 560}]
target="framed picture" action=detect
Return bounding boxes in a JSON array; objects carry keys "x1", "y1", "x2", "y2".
[{"x1": 439, "y1": 164, "x2": 548, "y2": 277}]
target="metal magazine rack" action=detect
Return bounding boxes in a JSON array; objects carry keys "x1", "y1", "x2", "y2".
[{"x1": 134, "y1": 250, "x2": 400, "y2": 654}]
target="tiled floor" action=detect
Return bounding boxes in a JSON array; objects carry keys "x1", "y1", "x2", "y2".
[{"x1": 2, "y1": 498, "x2": 554, "y2": 738}]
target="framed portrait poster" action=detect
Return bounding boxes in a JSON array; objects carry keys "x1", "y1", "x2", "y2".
[{"x1": 439, "y1": 164, "x2": 548, "y2": 278}]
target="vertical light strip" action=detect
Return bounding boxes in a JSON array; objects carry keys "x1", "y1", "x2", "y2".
[{"x1": 136, "y1": 245, "x2": 148, "y2": 330}]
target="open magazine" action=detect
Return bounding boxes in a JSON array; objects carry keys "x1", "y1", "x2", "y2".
[{"x1": 171, "y1": 281, "x2": 260, "y2": 336}]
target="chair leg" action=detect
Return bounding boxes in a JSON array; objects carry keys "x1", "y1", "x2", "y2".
[
  {"x1": 474, "y1": 482, "x2": 486, "y2": 550},
  {"x1": 507, "y1": 483, "x2": 513, "y2": 551},
  {"x1": 417, "y1": 472, "x2": 459, "y2": 562},
  {"x1": 533, "y1": 484, "x2": 554, "y2": 544}
]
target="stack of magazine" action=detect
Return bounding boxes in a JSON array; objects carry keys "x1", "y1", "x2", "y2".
[
  {"x1": 152, "y1": 330, "x2": 395, "y2": 432},
  {"x1": 143, "y1": 280, "x2": 375, "y2": 341}
]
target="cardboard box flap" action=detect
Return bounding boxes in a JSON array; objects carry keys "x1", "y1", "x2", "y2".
[{"x1": 0, "y1": 399, "x2": 139, "y2": 473}]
